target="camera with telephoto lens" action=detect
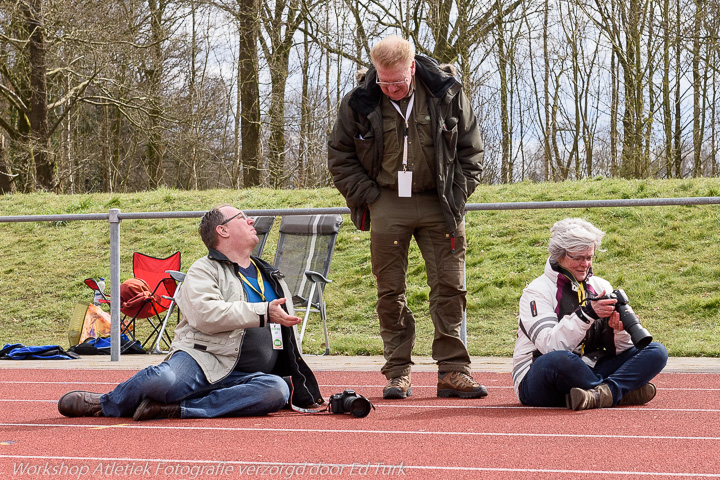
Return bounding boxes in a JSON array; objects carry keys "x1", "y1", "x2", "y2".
[
  {"x1": 595, "y1": 289, "x2": 652, "y2": 349},
  {"x1": 328, "y1": 389, "x2": 374, "y2": 418}
]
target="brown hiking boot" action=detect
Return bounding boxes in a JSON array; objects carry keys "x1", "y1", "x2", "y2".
[
  {"x1": 618, "y1": 383, "x2": 657, "y2": 406},
  {"x1": 383, "y1": 375, "x2": 412, "y2": 399},
  {"x1": 568, "y1": 383, "x2": 613, "y2": 410},
  {"x1": 133, "y1": 398, "x2": 181, "y2": 421},
  {"x1": 58, "y1": 390, "x2": 104, "y2": 417},
  {"x1": 437, "y1": 372, "x2": 488, "y2": 399}
]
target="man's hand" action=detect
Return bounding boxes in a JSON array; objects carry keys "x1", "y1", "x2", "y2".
[{"x1": 268, "y1": 298, "x2": 302, "y2": 327}]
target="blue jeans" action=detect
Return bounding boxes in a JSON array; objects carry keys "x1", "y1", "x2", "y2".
[
  {"x1": 100, "y1": 351, "x2": 289, "y2": 418},
  {"x1": 518, "y1": 342, "x2": 668, "y2": 407}
]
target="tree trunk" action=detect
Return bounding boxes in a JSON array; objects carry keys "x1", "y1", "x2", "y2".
[
  {"x1": 673, "y1": 0, "x2": 682, "y2": 176},
  {"x1": 268, "y1": 67, "x2": 289, "y2": 188},
  {"x1": 661, "y1": 0, "x2": 673, "y2": 177},
  {"x1": 497, "y1": 0, "x2": 511, "y2": 183},
  {"x1": 542, "y1": 0, "x2": 551, "y2": 180},
  {"x1": 146, "y1": 0, "x2": 165, "y2": 188},
  {"x1": 691, "y1": 0, "x2": 703, "y2": 177},
  {"x1": 238, "y1": 0, "x2": 262, "y2": 187},
  {"x1": 23, "y1": 0, "x2": 53, "y2": 190}
]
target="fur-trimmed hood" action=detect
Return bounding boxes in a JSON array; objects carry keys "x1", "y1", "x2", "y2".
[
  {"x1": 349, "y1": 55, "x2": 461, "y2": 115},
  {"x1": 355, "y1": 61, "x2": 458, "y2": 84}
]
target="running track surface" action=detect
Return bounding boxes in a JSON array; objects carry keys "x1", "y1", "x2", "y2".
[{"x1": 1, "y1": 368, "x2": 719, "y2": 479}]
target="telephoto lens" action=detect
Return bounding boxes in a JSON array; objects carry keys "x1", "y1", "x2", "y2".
[{"x1": 611, "y1": 289, "x2": 652, "y2": 349}]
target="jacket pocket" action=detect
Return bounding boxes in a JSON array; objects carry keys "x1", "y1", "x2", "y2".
[
  {"x1": 441, "y1": 124, "x2": 459, "y2": 164},
  {"x1": 353, "y1": 125, "x2": 375, "y2": 173},
  {"x1": 382, "y1": 119, "x2": 399, "y2": 160}
]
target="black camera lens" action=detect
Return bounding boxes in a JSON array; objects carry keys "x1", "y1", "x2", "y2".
[
  {"x1": 343, "y1": 395, "x2": 373, "y2": 418},
  {"x1": 617, "y1": 303, "x2": 652, "y2": 349},
  {"x1": 612, "y1": 289, "x2": 652, "y2": 349},
  {"x1": 329, "y1": 389, "x2": 374, "y2": 418}
]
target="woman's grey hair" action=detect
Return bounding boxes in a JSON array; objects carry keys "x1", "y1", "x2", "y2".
[{"x1": 548, "y1": 218, "x2": 605, "y2": 264}]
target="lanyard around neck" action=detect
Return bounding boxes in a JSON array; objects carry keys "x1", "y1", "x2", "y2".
[
  {"x1": 390, "y1": 92, "x2": 415, "y2": 171},
  {"x1": 237, "y1": 259, "x2": 266, "y2": 301}
]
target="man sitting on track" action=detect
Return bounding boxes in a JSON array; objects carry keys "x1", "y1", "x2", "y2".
[
  {"x1": 58, "y1": 204, "x2": 324, "y2": 421},
  {"x1": 512, "y1": 218, "x2": 668, "y2": 410}
]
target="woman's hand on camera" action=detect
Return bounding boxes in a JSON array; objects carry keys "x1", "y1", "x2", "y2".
[
  {"x1": 589, "y1": 290, "x2": 618, "y2": 319},
  {"x1": 607, "y1": 311, "x2": 624, "y2": 331}
]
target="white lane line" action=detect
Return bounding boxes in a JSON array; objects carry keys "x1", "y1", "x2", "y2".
[{"x1": 1, "y1": 423, "x2": 720, "y2": 441}]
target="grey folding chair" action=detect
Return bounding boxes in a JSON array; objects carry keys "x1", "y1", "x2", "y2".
[
  {"x1": 273, "y1": 214, "x2": 343, "y2": 355},
  {"x1": 251, "y1": 216, "x2": 276, "y2": 258}
]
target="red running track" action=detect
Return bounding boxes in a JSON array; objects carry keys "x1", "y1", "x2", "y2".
[{"x1": 1, "y1": 368, "x2": 719, "y2": 479}]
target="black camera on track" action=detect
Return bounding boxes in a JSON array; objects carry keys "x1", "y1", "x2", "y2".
[
  {"x1": 328, "y1": 389, "x2": 374, "y2": 418},
  {"x1": 597, "y1": 289, "x2": 652, "y2": 349}
]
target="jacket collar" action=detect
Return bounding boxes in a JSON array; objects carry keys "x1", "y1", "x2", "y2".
[
  {"x1": 207, "y1": 248, "x2": 232, "y2": 264},
  {"x1": 545, "y1": 258, "x2": 594, "y2": 282}
]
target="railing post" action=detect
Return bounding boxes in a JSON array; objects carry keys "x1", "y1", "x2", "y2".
[{"x1": 109, "y1": 208, "x2": 122, "y2": 361}]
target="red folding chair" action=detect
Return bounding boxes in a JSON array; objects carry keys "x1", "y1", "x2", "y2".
[{"x1": 120, "y1": 251, "x2": 181, "y2": 351}]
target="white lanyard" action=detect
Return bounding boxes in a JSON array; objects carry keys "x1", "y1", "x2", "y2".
[{"x1": 390, "y1": 92, "x2": 415, "y2": 172}]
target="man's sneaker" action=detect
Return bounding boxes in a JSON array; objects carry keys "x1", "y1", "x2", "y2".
[
  {"x1": 437, "y1": 372, "x2": 488, "y2": 399},
  {"x1": 383, "y1": 375, "x2": 412, "y2": 399},
  {"x1": 568, "y1": 383, "x2": 613, "y2": 410},
  {"x1": 618, "y1": 383, "x2": 657, "y2": 406}
]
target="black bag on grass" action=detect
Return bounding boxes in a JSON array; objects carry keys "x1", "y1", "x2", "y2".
[{"x1": 69, "y1": 334, "x2": 145, "y2": 355}]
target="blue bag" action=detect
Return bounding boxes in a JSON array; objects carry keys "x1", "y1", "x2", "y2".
[{"x1": 0, "y1": 343, "x2": 80, "y2": 360}]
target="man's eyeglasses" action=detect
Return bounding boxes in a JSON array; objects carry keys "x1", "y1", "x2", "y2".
[
  {"x1": 220, "y1": 211, "x2": 248, "y2": 225},
  {"x1": 376, "y1": 77, "x2": 408, "y2": 87},
  {"x1": 565, "y1": 252, "x2": 596, "y2": 263}
]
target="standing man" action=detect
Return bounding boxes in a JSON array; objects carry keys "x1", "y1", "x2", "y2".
[
  {"x1": 328, "y1": 35, "x2": 487, "y2": 400},
  {"x1": 58, "y1": 205, "x2": 323, "y2": 420}
]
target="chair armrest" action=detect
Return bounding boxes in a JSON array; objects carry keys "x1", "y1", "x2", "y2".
[
  {"x1": 304, "y1": 270, "x2": 331, "y2": 284},
  {"x1": 165, "y1": 270, "x2": 186, "y2": 283}
]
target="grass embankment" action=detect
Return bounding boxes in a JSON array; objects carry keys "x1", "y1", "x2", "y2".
[{"x1": 1, "y1": 177, "x2": 719, "y2": 357}]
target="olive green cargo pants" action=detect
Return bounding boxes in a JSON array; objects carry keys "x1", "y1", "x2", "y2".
[{"x1": 369, "y1": 188, "x2": 472, "y2": 379}]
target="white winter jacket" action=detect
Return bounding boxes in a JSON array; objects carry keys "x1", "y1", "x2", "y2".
[{"x1": 512, "y1": 259, "x2": 634, "y2": 398}]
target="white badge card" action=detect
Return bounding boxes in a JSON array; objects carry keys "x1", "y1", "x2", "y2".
[
  {"x1": 398, "y1": 170, "x2": 413, "y2": 197},
  {"x1": 270, "y1": 323, "x2": 283, "y2": 350}
]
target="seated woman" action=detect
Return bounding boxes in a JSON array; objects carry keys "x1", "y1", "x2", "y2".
[{"x1": 512, "y1": 218, "x2": 668, "y2": 410}]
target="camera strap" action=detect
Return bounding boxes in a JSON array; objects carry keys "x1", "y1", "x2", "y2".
[{"x1": 291, "y1": 404, "x2": 328, "y2": 414}]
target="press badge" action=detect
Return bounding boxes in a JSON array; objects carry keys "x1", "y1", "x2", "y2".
[
  {"x1": 270, "y1": 324, "x2": 283, "y2": 350},
  {"x1": 398, "y1": 170, "x2": 413, "y2": 197}
]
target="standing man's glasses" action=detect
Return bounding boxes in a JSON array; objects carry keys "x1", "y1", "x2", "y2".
[
  {"x1": 220, "y1": 211, "x2": 248, "y2": 225},
  {"x1": 376, "y1": 77, "x2": 408, "y2": 87}
]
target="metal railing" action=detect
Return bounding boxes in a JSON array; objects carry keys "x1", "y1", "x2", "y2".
[{"x1": 2, "y1": 196, "x2": 720, "y2": 360}]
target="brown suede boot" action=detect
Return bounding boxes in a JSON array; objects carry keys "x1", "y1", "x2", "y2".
[
  {"x1": 133, "y1": 398, "x2": 181, "y2": 421},
  {"x1": 618, "y1": 383, "x2": 657, "y2": 406},
  {"x1": 58, "y1": 391, "x2": 104, "y2": 417},
  {"x1": 437, "y1": 372, "x2": 488, "y2": 399},
  {"x1": 568, "y1": 383, "x2": 613, "y2": 410},
  {"x1": 383, "y1": 375, "x2": 412, "y2": 399}
]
